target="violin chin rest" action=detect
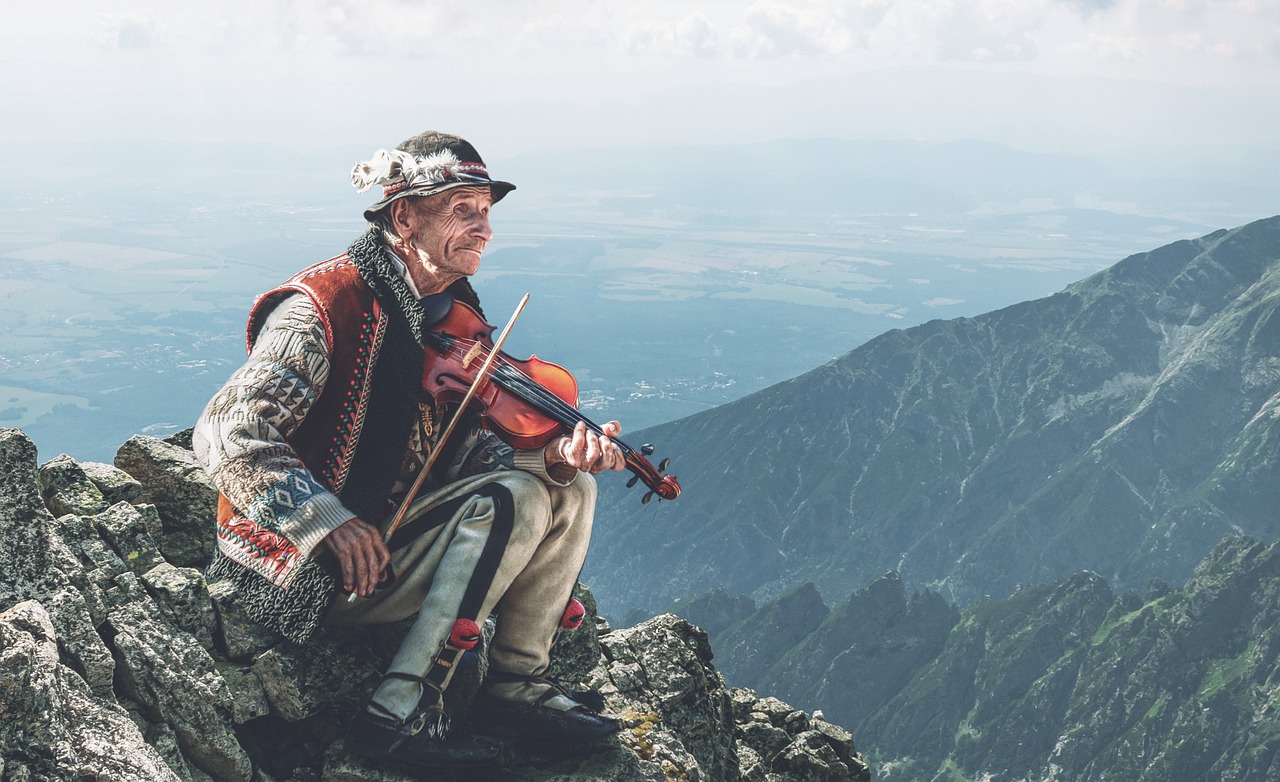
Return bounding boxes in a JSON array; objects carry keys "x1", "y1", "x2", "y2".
[{"x1": 419, "y1": 292, "x2": 456, "y2": 327}]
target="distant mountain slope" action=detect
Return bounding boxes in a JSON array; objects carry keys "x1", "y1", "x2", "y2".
[
  {"x1": 586, "y1": 216, "x2": 1280, "y2": 617},
  {"x1": 855, "y1": 535, "x2": 1280, "y2": 781}
]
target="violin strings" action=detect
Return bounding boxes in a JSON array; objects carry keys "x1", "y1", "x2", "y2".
[
  {"x1": 441, "y1": 337, "x2": 639, "y2": 460},
  {"x1": 436, "y1": 338, "x2": 584, "y2": 429}
]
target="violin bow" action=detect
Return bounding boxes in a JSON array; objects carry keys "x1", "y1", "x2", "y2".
[{"x1": 380, "y1": 293, "x2": 530, "y2": 545}]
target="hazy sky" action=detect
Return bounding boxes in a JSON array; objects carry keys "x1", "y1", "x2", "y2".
[{"x1": 5, "y1": 0, "x2": 1280, "y2": 160}]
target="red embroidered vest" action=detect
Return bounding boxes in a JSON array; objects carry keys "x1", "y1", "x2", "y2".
[{"x1": 214, "y1": 255, "x2": 393, "y2": 589}]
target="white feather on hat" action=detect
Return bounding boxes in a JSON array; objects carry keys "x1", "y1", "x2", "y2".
[{"x1": 350, "y1": 149, "x2": 462, "y2": 194}]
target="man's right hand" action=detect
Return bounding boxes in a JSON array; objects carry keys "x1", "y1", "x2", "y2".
[{"x1": 319, "y1": 517, "x2": 392, "y2": 598}]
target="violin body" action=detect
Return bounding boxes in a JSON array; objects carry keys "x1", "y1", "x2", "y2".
[
  {"x1": 422, "y1": 300, "x2": 680, "y2": 502},
  {"x1": 424, "y1": 302, "x2": 578, "y2": 449}
]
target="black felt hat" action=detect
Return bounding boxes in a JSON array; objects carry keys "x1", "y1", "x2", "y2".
[{"x1": 352, "y1": 131, "x2": 516, "y2": 221}]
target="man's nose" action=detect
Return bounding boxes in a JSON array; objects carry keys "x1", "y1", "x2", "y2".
[{"x1": 471, "y1": 213, "x2": 493, "y2": 242}]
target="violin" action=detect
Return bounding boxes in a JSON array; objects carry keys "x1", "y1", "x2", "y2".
[{"x1": 421, "y1": 299, "x2": 681, "y2": 504}]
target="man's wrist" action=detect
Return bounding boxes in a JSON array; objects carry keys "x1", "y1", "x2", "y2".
[{"x1": 516, "y1": 445, "x2": 575, "y2": 486}]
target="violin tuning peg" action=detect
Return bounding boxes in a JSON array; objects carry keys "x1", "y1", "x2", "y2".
[
  {"x1": 658, "y1": 458, "x2": 670, "y2": 472},
  {"x1": 642, "y1": 491, "x2": 653, "y2": 505},
  {"x1": 626, "y1": 475, "x2": 640, "y2": 488},
  {"x1": 641, "y1": 443, "x2": 655, "y2": 456}
]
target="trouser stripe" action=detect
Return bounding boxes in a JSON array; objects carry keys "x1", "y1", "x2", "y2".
[{"x1": 423, "y1": 483, "x2": 516, "y2": 692}]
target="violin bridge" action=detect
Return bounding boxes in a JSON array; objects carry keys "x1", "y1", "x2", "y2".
[{"x1": 462, "y1": 341, "x2": 484, "y2": 370}]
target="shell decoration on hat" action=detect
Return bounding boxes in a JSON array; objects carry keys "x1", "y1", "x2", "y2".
[{"x1": 350, "y1": 148, "x2": 463, "y2": 194}]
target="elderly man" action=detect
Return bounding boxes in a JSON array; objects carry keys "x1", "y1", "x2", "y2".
[{"x1": 194, "y1": 131, "x2": 622, "y2": 771}]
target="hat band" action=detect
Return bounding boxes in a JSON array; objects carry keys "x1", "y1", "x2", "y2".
[{"x1": 379, "y1": 161, "x2": 490, "y2": 198}]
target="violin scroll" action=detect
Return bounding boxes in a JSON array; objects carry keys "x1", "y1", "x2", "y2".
[{"x1": 622, "y1": 445, "x2": 680, "y2": 504}]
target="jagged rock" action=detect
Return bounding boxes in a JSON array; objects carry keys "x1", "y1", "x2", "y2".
[
  {"x1": 106, "y1": 601, "x2": 254, "y2": 780},
  {"x1": 96, "y1": 500, "x2": 167, "y2": 576},
  {"x1": 596, "y1": 614, "x2": 738, "y2": 781},
  {"x1": 251, "y1": 629, "x2": 386, "y2": 724},
  {"x1": 740, "y1": 714, "x2": 793, "y2": 760},
  {"x1": 82, "y1": 459, "x2": 145, "y2": 504},
  {"x1": 773, "y1": 730, "x2": 857, "y2": 781},
  {"x1": 730, "y1": 689, "x2": 867, "y2": 782},
  {"x1": 0, "y1": 429, "x2": 55, "y2": 607},
  {"x1": 38, "y1": 453, "x2": 110, "y2": 517},
  {"x1": 53, "y1": 512, "x2": 128, "y2": 612},
  {"x1": 146, "y1": 720, "x2": 217, "y2": 782},
  {"x1": 0, "y1": 600, "x2": 179, "y2": 781},
  {"x1": 39, "y1": 584, "x2": 116, "y2": 698},
  {"x1": 142, "y1": 562, "x2": 217, "y2": 651},
  {"x1": 209, "y1": 579, "x2": 284, "y2": 662},
  {"x1": 215, "y1": 661, "x2": 272, "y2": 725},
  {"x1": 114, "y1": 434, "x2": 216, "y2": 567}
]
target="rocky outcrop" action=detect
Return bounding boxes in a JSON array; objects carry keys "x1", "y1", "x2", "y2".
[{"x1": 0, "y1": 429, "x2": 870, "y2": 782}]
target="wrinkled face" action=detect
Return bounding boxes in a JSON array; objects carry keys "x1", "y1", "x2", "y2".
[{"x1": 404, "y1": 186, "x2": 494, "y2": 279}]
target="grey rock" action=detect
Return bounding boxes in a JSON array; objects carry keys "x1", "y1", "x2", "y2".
[
  {"x1": 39, "y1": 584, "x2": 116, "y2": 698},
  {"x1": 146, "y1": 720, "x2": 218, "y2": 782},
  {"x1": 772, "y1": 730, "x2": 854, "y2": 781},
  {"x1": 142, "y1": 562, "x2": 217, "y2": 651},
  {"x1": 738, "y1": 745, "x2": 769, "y2": 782},
  {"x1": 0, "y1": 600, "x2": 179, "y2": 781},
  {"x1": 251, "y1": 630, "x2": 386, "y2": 724},
  {"x1": 216, "y1": 661, "x2": 272, "y2": 725},
  {"x1": 740, "y1": 715, "x2": 793, "y2": 761},
  {"x1": 96, "y1": 501, "x2": 167, "y2": 576},
  {"x1": 731, "y1": 691, "x2": 868, "y2": 782},
  {"x1": 596, "y1": 614, "x2": 738, "y2": 781},
  {"x1": 52, "y1": 512, "x2": 128, "y2": 611},
  {"x1": 106, "y1": 569, "x2": 154, "y2": 609},
  {"x1": 3, "y1": 428, "x2": 871, "y2": 782},
  {"x1": 81, "y1": 459, "x2": 145, "y2": 504},
  {"x1": 38, "y1": 453, "x2": 110, "y2": 517},
  {"x1": 114, "y1": 435, "x2": 217, "y2": 567},
  {"x1": 0, "y1": 429, "x2": 55, "y2": 608},
  {"x1": 209, "y1": 579, "x2": 284, "y2": 662},
  {"x1": 107, "y1": 601, "x2": 254, "y2": 781}
]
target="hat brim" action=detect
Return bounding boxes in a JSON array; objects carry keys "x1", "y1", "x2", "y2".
[{"x1": 363, "y1": 179, "x2": 516, "y2": 222}]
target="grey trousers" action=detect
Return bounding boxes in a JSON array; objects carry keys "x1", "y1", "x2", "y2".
[{"x1": 325, "y1": 469, "x2": 596, "y2": 720}]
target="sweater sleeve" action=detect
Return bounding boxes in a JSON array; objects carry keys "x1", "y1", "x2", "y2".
[
  {"x1": 437, "y1": 424, "x2": 576, "y2": 488},
  {"x1": 193, "y1": 293, "x2": 355, "y2": 557}
]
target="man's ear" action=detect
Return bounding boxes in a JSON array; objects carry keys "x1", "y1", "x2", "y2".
[{"x1": 388, "y1": 199, "x2": 415, "y2": 242}]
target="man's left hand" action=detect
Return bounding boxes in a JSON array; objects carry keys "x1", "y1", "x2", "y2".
[{"x1": 549, "y1": 420, "x2": 626, "y2": 474}]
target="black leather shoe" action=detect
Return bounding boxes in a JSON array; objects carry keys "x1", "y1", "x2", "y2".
[
  {"x1": 346, "y1": 709, "x2": 501, "y2": 770},
  {"x1": 469, "y1": 691, "x2": 621, "y2": 747}
]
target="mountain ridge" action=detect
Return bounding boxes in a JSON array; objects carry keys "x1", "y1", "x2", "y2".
[{"x1": 586, "y1": 215, "x2": 1280, "y2": 618}]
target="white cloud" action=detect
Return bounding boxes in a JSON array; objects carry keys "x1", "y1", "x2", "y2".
[
  {"x1": 95, "y1": 10, "x2": 163, "y2": 50},
  {"x1": 3, "y1": 0, "x2": 1279, "y2": 151},
  {"x1": 627, "y1": 14, "x2": 720, "y2": 57}
]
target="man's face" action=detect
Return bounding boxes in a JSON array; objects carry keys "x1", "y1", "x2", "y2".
[{"x1": 406, "y1": 187, "x2": 494, "y2": 278}]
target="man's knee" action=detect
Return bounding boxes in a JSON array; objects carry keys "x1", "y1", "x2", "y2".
[
  {"x1": 559, "y1": 472, "x2": 598, "y2": 514},
  {"x1": 491, "y1": 470, "x2": 554, "y2": 519}
]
